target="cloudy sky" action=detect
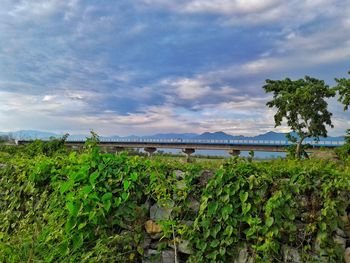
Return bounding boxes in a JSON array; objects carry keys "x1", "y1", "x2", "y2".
[{"x1": 0, "y1": 0, "x2": 349, "y2": 136}]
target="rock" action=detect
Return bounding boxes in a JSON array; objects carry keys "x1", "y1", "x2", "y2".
[
  {"x1": 345, "y1": 247, "x2": 350, "y2": 263},
  {"x1": 199, "y1": 170, "x2": 214, "y2": 186},
  {"x1": 169, "y1": 239, "x2": 193, "y2": 255},
  {"x1": 345, "y1": 225, "x2": 350, "y2": 239},
  {"x1": 0, "y1": 163, "x2": 6, "y2": 169},
  {"x1": 161, "y1": 250, "x2": 176, "y2": 263},
  {"x1": 282, "y1": 245, "x2": 301, "y2": 263},
  {"x1": 143, "y1": 249, "x2": 161, "y2": 263},
  {"x1": 334, "y1": 235, "x2": 347, "y2": 250},
  {"x1": 174, "y1": 170, "x2": 185, "y2": 180},
  {"x1": 333, "y1": 228, "x2": 348, "y2": 250},
  {"x1": 336, "y1": 227, "x2": 348, "y2": 238},
  {"x1": 340, "y1": 214, "x2": 350, "y2": 224},
  {"x1": 141, "y1": 236, "x2": 152, "y2": 249},
  {"x1": 143, "y1": 199, "x2": 151, "y2": 211},
  {"x1": 188, "y1": 196, "x2": 200, "y2": 213},
  {"x1": 175, "y1": 180, "x2": 186, "y2": 190},
  {"x1": 145, "y1": 220, "x2": 162, "y2": 234},
  {"x1": 234, "y1": 245, "x2": 254, "y2": 263},
  {"x1": 150, "y1": 200, "x2": 174, "y2": 221}
]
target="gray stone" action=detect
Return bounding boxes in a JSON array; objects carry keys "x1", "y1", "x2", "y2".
[
  {"x1": 282, "y1": 245, "x2": 301, "y2": 263},
  {"x1": 175, "y1": 180, "x2": 186, "y2": 190},
  {"x1": 334, "y1": 228, "x2": 348, "y2": 250},
  {"x1": 234, "y1": 246, "x2": 254, "y2": 263},
  {"x1": 336, "y1": 227, "x2": 348, "y2": 238},
  {"x1": 150, "y1": 200, "x2": 174, "y2": 221},
  {"x1": 141, "y1": 236, "x2": 151, "y2": 249},
  {"x1": 334, "y1": 235, "x2": 347, "y2": 250},
  {"x1": 161, "y1": 250, "x2": 176, "y2": 263},
  {"x1": 188, "y1": 196, "x2": 200, "y2": 213},
  {"x1": 0, "y1": 163, "x2": 6, "y2": 169},
  {"x1": 169, "y1": 239, "x2": 192, "y2": 255},
  {"x1": 142, "y1": 249, "x2": 161, "y2": 263},
  {"x1": 174, "y1": 170, "x2": 185, "y2": 180},
  {"x1": 199, "y1": 170, "x2": 214, "y2": 186},
  {"x1": 345, "y1": 247, "x2": 350, "y2": 263}
]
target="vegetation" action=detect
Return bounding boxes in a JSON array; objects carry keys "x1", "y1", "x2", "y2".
[
  {"x1": 263, "y1": 76, "x2": 335, "y2": 158},
  {"x1": 0, "y1": 71, "x2": 349, "y2": 262},
  {"x1": 0, "y1": 136, "x2": 349, "y2": 262},
  {"x1": 335, "y1": 71, "x2": 350, "y2": 110}
]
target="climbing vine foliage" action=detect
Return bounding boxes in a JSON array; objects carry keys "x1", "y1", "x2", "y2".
[{"x1": 0, "y1": 137, "x2": 349, "y2": 262}]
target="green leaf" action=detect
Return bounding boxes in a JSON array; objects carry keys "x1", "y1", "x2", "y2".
[
  {"x1": 221, "y1": 204, "x2": 233, "y2": 221},
  {"x1": 123, "y1": 180, "x2": 131, "y2": 191},
  {"x1": 211, "y1": 224, "x2": 221, "y2": 238},
  {"x1": 60, "y1": 180, "x2": 74, "y2": 195},
  {"x1": 207, "y1": 201, "x2": 219, "y2": 216},
  {"x1": 130, "y1": 172, "x2": 138, "y2": 181},
  {"x1": 89, "y1": 171, "x2": 99, "y2": 186},
  {"x1": 65, "y1": 217, "x2": 76, "y2": 232},
  {"x1": 102, "y1": 192, "x2": 112, "y2": 201},
  {"x1": 210, "y1": 240, "x2": 220, "y2": 248},
  {"x1": 67, "y1": 202, "x2": 79, "y2": 216},
  {"x1": 223, "y1": 225, "x2": 233, "y2": 237},
  {"x1": 80, "y1": 185, "x2": 92, "y2": 196},
  {"x1": 72, "y1": 233, "x2": 84, "y2": 251},
  {"x1": 103, "y1": 200, "x2": 111, "y2": 212},
  {"x1": 121, "y1": 192, "x2": 129, "y2": 201},
  {"x1": 266, "y1": 216, "x2": 274, "y2": 227},
  {"x1": 78, "y1": 222, "x2": 87, "y2": 230},
  {"x1": 115, "y1": 197, "x2": 122, "y2": 207},
  {"x1": 240, "y1": 191, "x2": 249, "y2": 203},
  {"x1": 242, "y1": 203, "x2": 251, "y2": 215}
]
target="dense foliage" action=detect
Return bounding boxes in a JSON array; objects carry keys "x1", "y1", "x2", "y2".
[
  {"x1": 263, "y1": 76, "x2": 336, "y2": 158},
  {"x1": 0, "y1": 139, "x2": 350, "y2": 262},
  {"x1": 335, "y1": 71, "x2": 350, "y2": 111}
]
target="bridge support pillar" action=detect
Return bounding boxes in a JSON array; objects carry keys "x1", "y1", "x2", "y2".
[
  {"x1": 144, "y1": 147, "x2": 157, "y2": 156},
  {"x1": 228, "y1": 149, "x2": 240, "y2": 156},
  {"x1": 182, "y1": 148, "x2": 195, "y2": 162}
]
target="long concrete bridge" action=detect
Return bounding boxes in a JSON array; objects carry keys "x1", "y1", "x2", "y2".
[{"x1": 16, "y1": 138, "x2": 345, "y2": 157}]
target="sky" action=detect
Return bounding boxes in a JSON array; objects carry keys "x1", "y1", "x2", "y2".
[{"x1": 0, "y1": 0, "x2": 349, "y2": 136}]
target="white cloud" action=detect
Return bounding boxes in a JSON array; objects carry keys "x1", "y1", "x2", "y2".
[
  {"x1": 164, "y1": 78, "x2": 211, "y2": 99},
  {"x1": 4, "y1": 0, "x2": 80, "y2": 23},
  {"x1": 138, "y1": 0, "x2": 279, "y2": 15}
]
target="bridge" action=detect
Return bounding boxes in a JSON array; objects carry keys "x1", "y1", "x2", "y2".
[{"x1": 16, "y1": 138, "x2": 345, "y2": 157}]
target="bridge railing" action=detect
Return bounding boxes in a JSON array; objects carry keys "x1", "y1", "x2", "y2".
[{"x1": 61, "y1": 138, "x2": 345, "y2": 146}]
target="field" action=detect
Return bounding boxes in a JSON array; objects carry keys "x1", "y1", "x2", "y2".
[{"x1": 0, "y1": 138, "x2": 350, "y2": 262}]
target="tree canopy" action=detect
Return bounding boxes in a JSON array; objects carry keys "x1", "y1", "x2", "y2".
[
  {"x1": 335, "y1": 71, "x2": 350, "y2": 111},
  {"x1": 263, "y1": 76, "x2": 336, "y2": 158}
]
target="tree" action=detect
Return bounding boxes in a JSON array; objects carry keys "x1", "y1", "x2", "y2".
[
  {"x1": 263, "y1": 76, "x2": 336, "y2": 158},
  {"x1": 335, "y1": 71, "x2": 350, "y2": 110}
]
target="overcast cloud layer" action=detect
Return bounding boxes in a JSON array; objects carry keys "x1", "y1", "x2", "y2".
[{"x1": 0, "y1": 0, "x2": 349, "y2": 136}]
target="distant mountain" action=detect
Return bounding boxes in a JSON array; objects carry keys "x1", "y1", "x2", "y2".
[
  {"x1": 4, "y1": 130, "x2": 59, "y2": 140},
  {"x1": 0, "y1": 130, "x2": 345, "y2": 141},
  {"x1": 194, "y1": 131, "x2": 245, "y2": 140},
  {"x1": 142, "y1": 133, "x2": 198, "y2": 139},
  {"x1": 253, "y1": 131, "x2": 289, "y2": 140}
]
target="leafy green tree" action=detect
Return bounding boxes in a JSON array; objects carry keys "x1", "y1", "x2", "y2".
[
  {"x1": 263, "y1": 76, "x2": 335, "y2": 158},
  {"x1": 334, "y1": 71, "x2": 350, "y2": 158},
  {"x1": 335, "y1": 71, "x2": 350, "y2": 110}
]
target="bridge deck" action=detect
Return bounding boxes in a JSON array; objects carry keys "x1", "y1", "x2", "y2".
[{"x1": 15, "y1": 138, "x2": 344, "y2": 153}]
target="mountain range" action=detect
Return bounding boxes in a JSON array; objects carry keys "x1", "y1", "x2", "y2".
[{"x1": 0, "y1": 130, "x2": 344, "y2": 142}]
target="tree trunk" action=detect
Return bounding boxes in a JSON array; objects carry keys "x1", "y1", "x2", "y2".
[{"x1": 296, "y1": 136, "x2": 306, "y2": 159}]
